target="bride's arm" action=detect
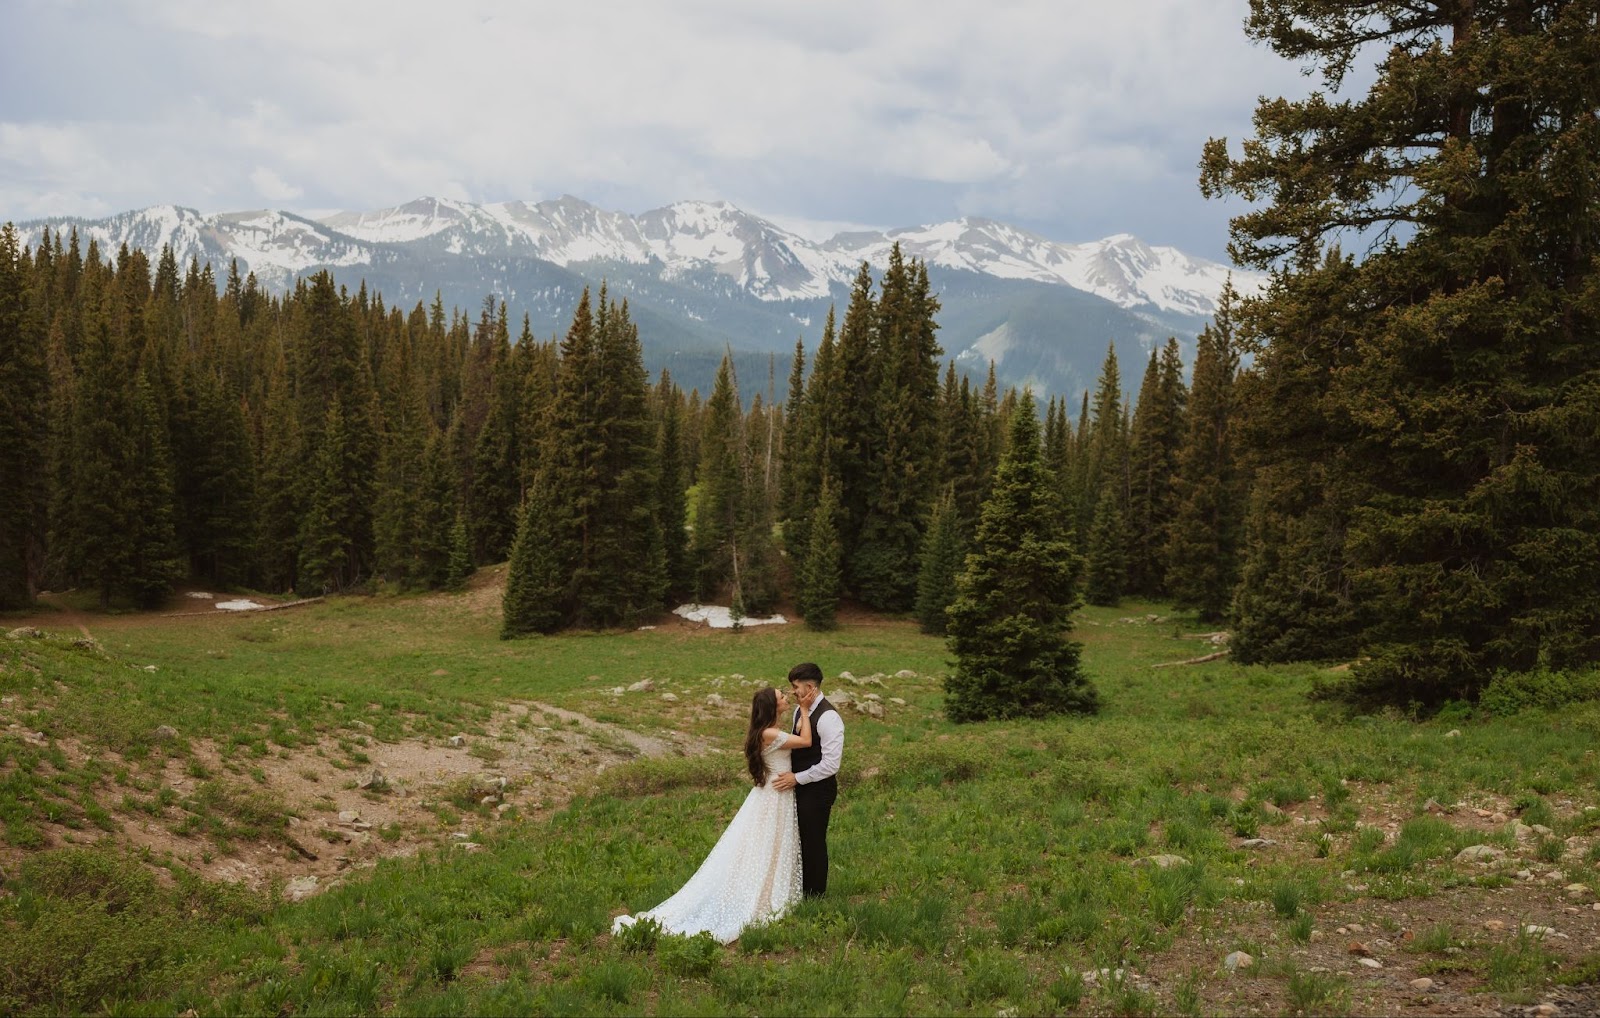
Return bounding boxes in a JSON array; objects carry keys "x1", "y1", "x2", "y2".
[{"x1": 769, "y1": 705, "x2": 813, "y2": 749}]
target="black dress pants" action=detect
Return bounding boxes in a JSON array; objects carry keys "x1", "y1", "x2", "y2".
[{"x1": 795, "y1": 777, "x2": 837, "y2": 897}]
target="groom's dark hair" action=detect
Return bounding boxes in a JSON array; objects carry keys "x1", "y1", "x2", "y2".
[{"x1": 788, "y1": 662, "x2": 823, "y2": 686}]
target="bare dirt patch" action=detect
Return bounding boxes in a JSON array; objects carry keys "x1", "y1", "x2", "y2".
[{"x1": 2, "y1": 698, "x2": 701, "y2": 899}]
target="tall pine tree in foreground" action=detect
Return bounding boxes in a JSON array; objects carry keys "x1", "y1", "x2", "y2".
[
  {"x1": 1203, "y1": 1, "x2": 1600, "y2": 702},
  {"x1": 944, "y1": 391, "x2": 1097, "y2": 722}
]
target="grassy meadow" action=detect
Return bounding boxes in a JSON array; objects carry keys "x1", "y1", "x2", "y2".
[{"x1": 3, "y1": 581, "x2": 1599, "y2": 1016}]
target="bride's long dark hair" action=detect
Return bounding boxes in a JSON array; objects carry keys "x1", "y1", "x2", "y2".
[{"x1": 745, "y1": 687, "x2": 780, "y2": 787}]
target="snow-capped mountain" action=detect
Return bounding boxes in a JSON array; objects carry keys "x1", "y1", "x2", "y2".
[{"x1": 15, "y1": 195, "x2": 1259, "y2": 397}]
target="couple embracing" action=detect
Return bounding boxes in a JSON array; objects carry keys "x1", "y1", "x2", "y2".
[{"x1": 612, "y1": 662, "x2": 844, "y2": 944}]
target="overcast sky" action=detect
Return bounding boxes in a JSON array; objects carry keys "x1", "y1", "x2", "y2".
[{"x1": 0, "y1": 0, "x2": 1319, "y2": 260}]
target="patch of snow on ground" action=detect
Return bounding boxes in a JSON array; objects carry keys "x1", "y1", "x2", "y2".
[
  {"x1": 186, "y1": 591, "x2": 215, "y2": 599},
  {"x1": 215, "y1": 600, "x2": 265, "y2": 612},
  {"x1": 673, "y1": 604, "x2": 788, "y2": 629}
]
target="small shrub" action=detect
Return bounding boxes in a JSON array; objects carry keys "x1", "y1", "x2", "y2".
[
  {"x1": 961, "y1": 949, "x2": 1027, "y2": 1004},
  {"x1": 1288, "y1": 912, "x2": 1315, "y2": 943},
  {"x1": 1478, "y1": 668, "x2": 1600, "y2": 716},
  {"x1": 1173, "y1": 969, "x2": 1203, "y2": 1016},
  {"x1": 1286, "y1": 969, "x2": 1348, "y2": 1015},
  {"x1": 659, "y1": 932, "x2": 719, "y2": 977},
  {"x1": 1271, "y1": 880, "x2": 1302, "y2": 918},
  {"x1": 579, "y1": 959, "x2": 645, "y2": 1005},
  {"x1": 1228, "y1": 804, "x2": 1260, "y2": 838},
  {"x1": 1411, "y1": 925, "x2": 1456, "y2": 954},
  {"x1": 1048, "y1": 969, "x2": 1085, "y2": 1009},
  {"x1": 1485, "y1": 930, "x2": 1560, "y2": 992},
  {"x1": 1555, "y1": 954, "x2": 1600, "y2": 987},
  {"x1": 614, "y1": 915, "x2": 661, "y2": 954}
]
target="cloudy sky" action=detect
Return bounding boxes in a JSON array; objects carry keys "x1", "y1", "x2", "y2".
[{"x1": 0, "y1": 0, "x2": 1319, "y2": 259}]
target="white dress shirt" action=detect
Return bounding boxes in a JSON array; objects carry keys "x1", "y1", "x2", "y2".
[{"x1": 794, "y1": 697, "x2": 844, "y2": 784}]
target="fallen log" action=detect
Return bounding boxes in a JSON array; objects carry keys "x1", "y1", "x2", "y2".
[{"x1": 1153, "y1": 649, "x2": 1230, "y2": 669}]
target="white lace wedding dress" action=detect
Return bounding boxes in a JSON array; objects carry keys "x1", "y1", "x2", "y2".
[{"x1": 612, "y1": 730, "x2": 802, "y2": 943}]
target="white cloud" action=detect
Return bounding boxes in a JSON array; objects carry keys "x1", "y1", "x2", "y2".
[
  {"x1": 2, "y1": 0, "x2": 1324, "y2": 255},
  {"x1": 249, "y1": 167, "x2": 303, "y2": 202}
]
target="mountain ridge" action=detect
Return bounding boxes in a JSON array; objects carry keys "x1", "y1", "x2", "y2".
[{"x1": 13, "y1": 196, "x2": 1259, "y2": 398}]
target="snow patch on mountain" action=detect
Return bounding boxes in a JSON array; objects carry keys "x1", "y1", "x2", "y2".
[{"x1": 16, "y1": 195, "x2": 1258, "y2": 318}]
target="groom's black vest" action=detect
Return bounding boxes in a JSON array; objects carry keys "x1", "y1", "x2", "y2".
[{"x1": 792, "y1": 698, "x2": 838, "y2": 784}]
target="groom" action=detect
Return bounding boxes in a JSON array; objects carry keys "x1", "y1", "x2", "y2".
[{"x1": 772, "y1": 662, "x2": 844, "y2": 897}]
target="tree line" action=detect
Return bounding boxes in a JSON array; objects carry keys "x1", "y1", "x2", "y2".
[{"x1": 0, "y1": 219, "x2": 1234, "y2": 719}]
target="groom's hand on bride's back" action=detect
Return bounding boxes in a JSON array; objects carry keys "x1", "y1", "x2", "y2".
[{"x1": 772, "y1": 771, "x2": 798, "y2": 791}]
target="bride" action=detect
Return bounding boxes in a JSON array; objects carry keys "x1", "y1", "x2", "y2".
[{"x1": 611, "y1": 686, "x2": 812, "y2": 943}]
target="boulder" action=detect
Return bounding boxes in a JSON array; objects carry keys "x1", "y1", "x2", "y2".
[
  {"x1": 1445, "y1": 729, "x2": 1462, "y2": 738},
  {"x1": 285, "y1": 876, "x2": 319, "y2": 901},
  {"x1": 448, "y1": 734, "x2": 467, "y2": 747},
  {"x1": 627, "y1": 678, "x2": 655, "y2": 693},
  {"x1": 1455, "y1": 844, "x2": 1505, "y2": 863},
  {"x1": 705, "y1": 693, "x2": 725, "y2": 708},
  {"x1": 894, "y1": 670, "x2": 917, "y2": 679},
  {"x1": 5, "y1": 626, "x2": 44, "y2": 640},
  {"x1": 838, "y1": 671, "x2": 856, "y2": 682},
  {"x1": 1357, "y1": 957, "x2": 1383, "y2": 969},
  {"x1": 152, "y1": 724, "x2": 180, "y2": 741},
  {"x1": 1410, "y1": 978, "x2": 1434, "y2": 991},
  {"x1": 1223, "y1": 951, "x2": 1253, "y2": 972},
  {"x1": 661, "y1": 692, "x2": 678, "y2": 702},
  {"x1": 338, "y1": 810, "x2": 362, "y2": 824},
  {"x1": 1239, "y1": 838, "x2": 1277, "y2": 849},
  {"x1": 1136, "y1": 854, "x2": 1190, "y2": 869}
]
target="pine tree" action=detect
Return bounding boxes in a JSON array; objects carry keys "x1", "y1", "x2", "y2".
[
  {"x1": 1124, "y1": 338, "x2": 1187, "y2": 597},
  {"x1": 1082, "y1": 343, "x2": 1127, "y2": 528},
  {"x1": 446, "y1": 509, "x2": 474, "y2": 591},
  {"x1": 1165, "y1": 291, "x2": 1244, "y2": 623},
  {"x1": 0, "y1": 223, "x2": 48, "y2": 607},
  {"x1": 854, "y1": 248, "x2": 943, "y2": 610},
  {"x1": 797, "y1": 479, "x2": 843, "y2": 630},
  {"x1": 581, "y1": 296, "x2": 665, "y2": 625},
  {"x1": 914, "y1": 488, "x2": 966, "y2": 635},
  {"x1": 469, "y1": 375, "x2": 519, "y2": 564},
  {"x1": 1084, "y1": 486, "x2": 1127, "y2": 607},
  {"x1": 297, "y1": 396, "x2": 359, "y2": 594},
  {"x1": 655, "y1": 371, "x2": 691, "y2": 602},
  {"x1": 693, "y1": 354, "x2": 748, "y2": 603},
  {"x1": 70, "y1": 263, "x2": 138, "y2": 607},
  {"x1": 123, "y1": 370, "x2": 185, "y2": 607},
  {"x1": 501, "y1": 482, "x2": 566, "y2": 637},
  {"x1": 256, "y1": 358, "x2": 303, "y2": 593},
  {"x1": 1230, "y1": 254, "x2": 1364, "y2": 665},
  {"x1": 416, "y1": 429, "x2": 457, "y2": 588},
  {"x1": 1202, "y1": 0, "x2": 1600, "y2": 702},
  {"x1": 944, "y1": 391, "x2": 1096, "y2": 722}
]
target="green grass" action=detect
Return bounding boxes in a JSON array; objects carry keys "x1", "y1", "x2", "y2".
[{"x1": 2, "y1": 593, "x2": 1598, "y2": 1014}]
